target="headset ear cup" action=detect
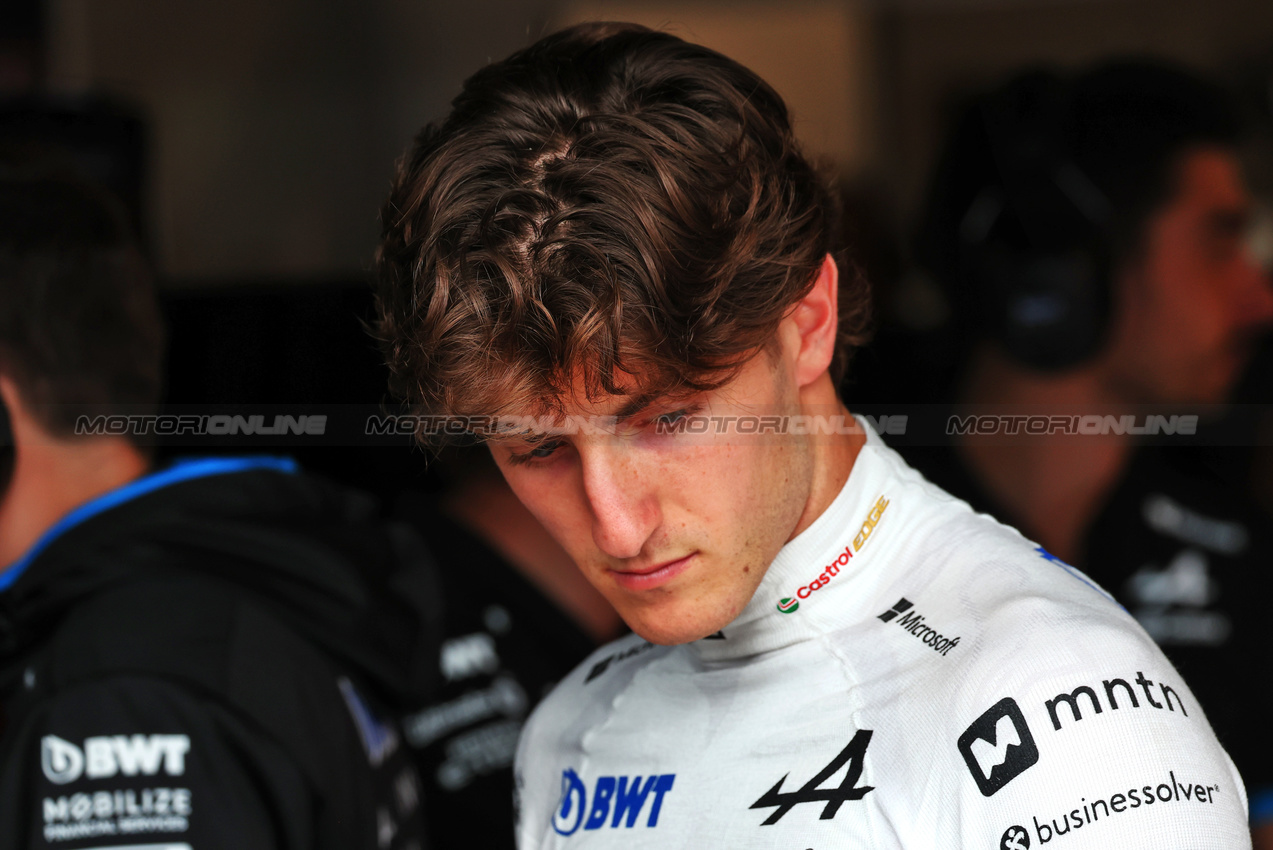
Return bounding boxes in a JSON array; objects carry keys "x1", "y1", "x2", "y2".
[
  {"x1": 953, "y1": 74, "x2": 1113, "y2": 372},
  {"x1": 978, "y1": 244, "x2": 1111, "y2": 372}
]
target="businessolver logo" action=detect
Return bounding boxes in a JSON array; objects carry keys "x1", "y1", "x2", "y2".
[
  {"x1": 1000, "y1": 824, "x2": 1030, "y2": 850},
  {"x1": 958, "y1": 698, "x2": 1039, "y2": 797}
]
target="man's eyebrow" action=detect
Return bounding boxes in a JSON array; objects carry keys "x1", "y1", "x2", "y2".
[
  {"x1": 613, "y1": 392, "x2": 661, "y2": 423},
  {"x1": 611, "y1": 389, "x2": 702, "y2": 424}
]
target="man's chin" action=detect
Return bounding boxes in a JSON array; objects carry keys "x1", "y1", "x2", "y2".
[
  {"x1": 617, "y1": 602, "x2": 736, "y2": 646},
  {"x1": 625, "y1": 623, "x2": 717, "y2": 646}
]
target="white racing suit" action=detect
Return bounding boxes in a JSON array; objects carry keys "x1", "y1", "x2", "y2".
[{"x1": 515, "y1": 424, "x2": 1250, "y2": 849}]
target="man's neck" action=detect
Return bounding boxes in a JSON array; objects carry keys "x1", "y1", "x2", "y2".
[
  {"x1": 790, "y1": 374, "x2": 865, "y2": 541},
  {"x1": 0, "y1": 431, "x2": 149, "y2": 568},
  {"x1": 956, "y1": 346, "x2": 1134, "y2": 564}
]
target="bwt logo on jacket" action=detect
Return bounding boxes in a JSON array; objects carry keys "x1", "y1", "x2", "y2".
[
  {"x1": 551, "y1": 768, "x2": 675, "y2": 836},
  {"x1": 41, "y1": 734, "x2": 190, "y2": 785}
]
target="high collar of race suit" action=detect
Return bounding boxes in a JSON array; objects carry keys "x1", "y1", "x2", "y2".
[{"x1": 690, "y1": 418, "x2": 900, "y2": 663}]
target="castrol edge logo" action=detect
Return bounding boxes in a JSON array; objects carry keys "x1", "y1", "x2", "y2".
[
  {"x1": 852, "y1": 495, "x2": 890, "y2": 552},
  {"x1": 777, "y1": 494, "x2": 890, "y2": 614}
]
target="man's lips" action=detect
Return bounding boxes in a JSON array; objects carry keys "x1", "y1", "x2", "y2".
[{"x1": 608, "y1": 553, "x2": 696, "y2": 591}]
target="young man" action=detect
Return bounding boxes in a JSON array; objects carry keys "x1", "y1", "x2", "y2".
[
  {"x1": 377, "y1": 24, "x2": 1252, "y2": 847},
  {"x1": 0, "y1": 170, "x2": 436, "y2": 849},
  {"x1": 908, "y1": 62, "x2": 1273, "y2": 841}
]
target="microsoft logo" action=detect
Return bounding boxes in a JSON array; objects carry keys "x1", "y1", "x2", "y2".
[
  {"x1": 877, "y1": 598, "x2": 914, "y2": 622},
  {"x1": 878, "y1": 597, "x2": 960, "y2": 657}
]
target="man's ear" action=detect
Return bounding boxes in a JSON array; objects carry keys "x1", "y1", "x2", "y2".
[
  {"x1": 0, "y1": 375, "x2": 25, "y2": 452},
  {"x1": 0, "y1": 375, "x2": 11, "y2": 453},
  {"x1": 787, "y1": 254, "x2": 839, "y2": 389}
]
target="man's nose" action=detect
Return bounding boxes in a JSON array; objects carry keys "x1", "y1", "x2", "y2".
[
  {"x1": 580, "y1": 445, "x2": 660, "y2": 561},
  {"x1": 1239, "y1": 218, "x2": 1273, "y2": 326},
  {"x1": 1236, "y1": 253, "x2": 1273, "y2": 328}
]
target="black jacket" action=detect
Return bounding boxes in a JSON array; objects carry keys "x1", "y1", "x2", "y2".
[
  {"x1": 0, "y1": 457, "x2": 440, "y2": 850},
  {"x1": 395, "y1": 494, "x2": 600, "y2": 849}
]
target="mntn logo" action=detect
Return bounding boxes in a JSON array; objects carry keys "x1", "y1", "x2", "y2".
[
  {"x1": 552, "y1": 768, "x2": 675, "y2": 836},
  {"x1": 957, "y1": 698, "x2": 1039, "y2": 797}
]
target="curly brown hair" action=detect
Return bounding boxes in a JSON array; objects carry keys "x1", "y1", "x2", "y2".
[{"x1": 376, "y1": 22, "x2": 870, "y2": 428}]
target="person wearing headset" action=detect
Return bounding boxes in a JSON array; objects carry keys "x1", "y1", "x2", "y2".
[{"x1": 909, "y1": 59, "x2": 1273, "y2": 844}]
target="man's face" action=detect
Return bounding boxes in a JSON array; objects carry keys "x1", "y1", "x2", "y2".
[
  {"x1": 489, "y1": 343, "x2": 820, "y2": 646},
  {"x1": 1102, "y1": 147, "x2": 1273, "y2": 404}
]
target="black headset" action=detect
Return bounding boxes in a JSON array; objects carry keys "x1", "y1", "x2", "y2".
[{"x1": 949, "y1": 71, "x2": 1115, "y2": 372}]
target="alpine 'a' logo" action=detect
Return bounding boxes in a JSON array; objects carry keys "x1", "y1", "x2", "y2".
[
  {"x1": 958, "y1": 698, "x2": 1039, "y2": 796},
  {"x1": 750, "y1": 729, "x2": 874, "y2": 824},
  {"x1": 777, "y1": 598, "x2": 799, "y2": 614}
]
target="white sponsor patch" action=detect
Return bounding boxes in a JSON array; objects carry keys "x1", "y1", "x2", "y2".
[
  {"x1": 41, "y1": 787, "x2": 193, "y2": 843},
  {"x1": 71, "y1": 845, "x2": 191, "y2": 850},
  {"x1": 440, "y1": 632, "x2": 500, "y2": 682},
  {"x1": 41, "y1": 735, "x2": 190, "y2": 785}
]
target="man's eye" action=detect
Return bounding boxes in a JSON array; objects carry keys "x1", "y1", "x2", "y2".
[
  {"x1": 503, "y1": 439, "x2": 565, "y2": 466},
  {"x1": 656, "y1": 409, "x2": 690, "y2": 426},
  {"x1": 528, "y1": 440, "x2": 563, "y2": 458},
  {"x1": 651, "y1": 406, "x2": 700, "y2": 432}
]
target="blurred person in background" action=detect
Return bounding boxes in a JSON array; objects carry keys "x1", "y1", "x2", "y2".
[
  {"x1": 0, "y1": 165, "x2": 438, "y2": 850},
  {"x1": 909, "y1": 59, "x2": 1273, "y2": 843},
  {"x1": 395, "y1": 446, "x2": 623, "y2": 848}
]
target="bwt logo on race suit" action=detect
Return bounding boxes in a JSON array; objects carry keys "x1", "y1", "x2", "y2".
[
  {"x1": 42, "y1": 734, "x2": 190, "y2": 785},
  {"x1": 551, "y1": 768, "x2": 675, "y2": 836}
]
